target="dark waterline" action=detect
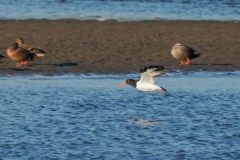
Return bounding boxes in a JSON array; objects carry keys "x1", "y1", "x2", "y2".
[{"x1": 0, "y1": 71, "x2": 240, "y2": 159}]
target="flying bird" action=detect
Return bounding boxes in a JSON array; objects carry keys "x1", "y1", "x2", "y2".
[
  {"x1": 119, "y1": 65, "x2": 167, "y2": 94},
  {"x1": 171, "y1": 43, "x2": 200, "y2": 65}
]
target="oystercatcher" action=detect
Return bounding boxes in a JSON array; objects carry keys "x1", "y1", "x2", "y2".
[{"x1": 119, "y1": 65, "x2": 167, "y2": 94}]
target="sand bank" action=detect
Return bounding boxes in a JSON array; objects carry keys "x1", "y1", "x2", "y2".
[{"x1": 0, "y1": 20, "x2": 239, "y2": 75}]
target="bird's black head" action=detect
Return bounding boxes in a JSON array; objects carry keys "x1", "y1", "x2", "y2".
[{"x1": 119, "y1": 79, "x2": 137, "y2": 88}]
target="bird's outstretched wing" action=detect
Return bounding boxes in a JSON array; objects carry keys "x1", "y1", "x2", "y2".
[{"x1": 139, "y1": 65, "x2": 165, "y2": 84}]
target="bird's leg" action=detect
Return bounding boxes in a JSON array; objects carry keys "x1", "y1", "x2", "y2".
[
  {"x1": 19, "y1": 61, "x2": 23, "y2": 67},
  {"x1": 185, "y1": 58, "x2": 190, "y2": 65},
  {"x1": 22, "y1": 61, "x2": 28, "y2": 65},
  {"x1": 179, "y1": 61, "x2": 185, "y2": 65},
  {"x1": 15, "y1": 62, "x2": 20, "y2": 67},
  {"x1": 157, "y1": 89, "x2": 166, "y2": 94}
]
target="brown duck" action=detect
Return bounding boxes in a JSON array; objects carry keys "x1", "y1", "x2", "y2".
[
  {"x1": 15, "y1": 37, "x2": 46, "y2": 57},
  {"x1": 6, "y1": 42, "x2": 35, "y2": 67},
  {"x1": 171, "y1": 43, "x2": 201, "y2": 65}
]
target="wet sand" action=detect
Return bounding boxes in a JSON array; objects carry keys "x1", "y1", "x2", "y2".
[{"x1": 0, "y1": 20, "x2": 239, "y2": 75}]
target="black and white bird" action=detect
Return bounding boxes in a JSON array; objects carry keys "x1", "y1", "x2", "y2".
[
  {"x1": 171, "y1": 43, "x2": 201, "y2": 65},
  {"x1": 119, "y1": 65, "x2": 167, "y2": 94}
]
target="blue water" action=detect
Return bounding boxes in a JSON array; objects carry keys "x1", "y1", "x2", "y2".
[
  {"x1": 0, "y1": 71, "x2": 240, "y2": 159},
  {"x1": 0, "y1": 0, "x2": 240, "y2": 21}
]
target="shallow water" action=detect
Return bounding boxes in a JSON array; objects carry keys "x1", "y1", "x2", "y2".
[
  {"x1": 0, "y1": 71, "x2": 240, "y2": 159},
  {"x1": 1, "y1": 0, "x2": 240, "y2": 21}
]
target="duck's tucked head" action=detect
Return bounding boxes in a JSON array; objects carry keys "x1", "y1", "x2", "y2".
[
  {"x1": 15, "y1": 37, "x2": 24, "y2": 45},
  {"x1": 174, "y1": 43, "x2": 183, "y2": 47},
  {"x1": 119, "y1": 79, "x2": 136, "y2": 88}
]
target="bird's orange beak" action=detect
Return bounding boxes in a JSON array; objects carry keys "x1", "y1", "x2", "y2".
[{"x1": 119, "y1": 81, "x2": 127, "y2": 87}]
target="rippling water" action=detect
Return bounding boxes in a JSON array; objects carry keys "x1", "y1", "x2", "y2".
[
  {"x1": 0, "y1": 0, "x2": 240, "y2": 21},
  {"x1": 0, "y1": 71, "x2": 240, "y2": 159}
]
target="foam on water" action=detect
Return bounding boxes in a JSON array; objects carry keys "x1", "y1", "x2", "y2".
[
  {"x1": 0, "y1": 71, "x2": 240, "y2": 159},
  {"x1": 0, "y1": 0, "x2": 240, "y2": 21}
]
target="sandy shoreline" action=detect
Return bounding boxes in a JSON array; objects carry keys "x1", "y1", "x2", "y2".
[{"x1": 0, "y1": 20, "x2": 239, "y2": 75}]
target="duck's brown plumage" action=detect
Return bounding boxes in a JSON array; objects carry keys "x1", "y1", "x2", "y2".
[
  {"x1": 6, "y1": 42, "x2": 35, "y2": 67},
  {"x1": 15, "y1": 37, "x2": 46, "y2": 57},
  {"x1": 171, "y1": 43, "x2": 200, "y2": 65}
]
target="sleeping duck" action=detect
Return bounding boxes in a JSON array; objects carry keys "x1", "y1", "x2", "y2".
[{"x1": 171, "y1": 43, "x2": 201, "y2": 65}]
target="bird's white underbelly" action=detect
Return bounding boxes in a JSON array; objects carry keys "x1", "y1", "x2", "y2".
[{"x1": 136, "y1": 82, "x2": 159, "y2": 92}]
